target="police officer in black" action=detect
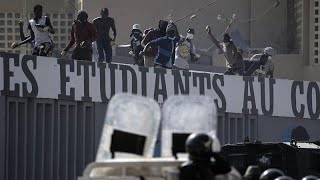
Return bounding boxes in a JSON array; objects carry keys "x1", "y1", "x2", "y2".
[{"x1": 179, "y1": 133, "x2": 231, "y2": 180}]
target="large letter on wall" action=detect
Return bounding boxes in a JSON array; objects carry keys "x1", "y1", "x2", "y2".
[
  {"x1": 154, "y1": 68, "x2": 167, "y2": 102},
  {"x1": 57, "y1": 59, "x2": 75, "y2": 100},
  {"x1": 212, "y1": 74, "x2": 226, "y2": 112},
  {"x1": 22, "y1": 55, "x2": 38, "y2": 97},
  {"x1": 258, "y1": 77, "x2": 275, "y2": 116},
  {"x1": 99, "y1": 63, "x2": 118, "y2": 102},
  {"x1": 172, "y1": 69, "x2": 191, "y2": 95},
  {"x1": 307, "y1": 82, "x2": 320, "y2": 119},
  {"x1": 291, "y1": 81, "x2": 305, "y2": 118},
  {"x1": 242, "y1": 76, "x2": 258, "y2": 115},
  {"x1": 1, "y1": 53, "x2": 20, "y2": 96},
  {"x1": 77, "y1": 61, "x2": 96, "y2": 101},
  {"x1": 119, "y1": 64, "x2": 138, "y2": 94}
]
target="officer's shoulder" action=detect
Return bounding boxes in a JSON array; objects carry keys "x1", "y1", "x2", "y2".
[
  {"x1": 108, "y1": 17, "x2": 115, "y2": 22},
  {"x1": 93, "y1": 17, "x2": 102, "y2": 22},
  {"x1": 180, "y1": 161, "x2": 194, "y2": 168}
]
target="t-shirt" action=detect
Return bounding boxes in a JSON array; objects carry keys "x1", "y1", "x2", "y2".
[
  {"x1": 174, "y1": 36, "x2": 196, "y2": 69},
  {"x1": 28, "y1": 16, "x2": 52, "y2": 47},
  {"x1": 149, "y1": 36, "x2": 177, "y2": 67}
]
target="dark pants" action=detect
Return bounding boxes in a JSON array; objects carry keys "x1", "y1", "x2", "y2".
[
  {"x1": 133, "y1": 51, "x2": 144, "y2": 66},
  {"x1": 96, "y1": 37, "x2": 112, "y2": 63},
  {"x1": 72, "y1": 47, "x2": 93, "y2": 61},
  {"x1": 32, "y1": 42, "x2": 54, "y2": 57}
]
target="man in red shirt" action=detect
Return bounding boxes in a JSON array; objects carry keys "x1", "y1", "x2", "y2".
[
  {"x1": 61, "y1": 11, "x2": 97, "y2": 61},
  {"x1": 142, "y1": 20, "x2": 168, "y2": 67}
]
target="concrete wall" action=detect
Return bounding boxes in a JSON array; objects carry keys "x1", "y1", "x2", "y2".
[
  {"x1": 81, "y1": 0, "x2": 287, "y2": 50},
  {"x1": 258, "y1": 115, "x2": 320, "y2": 142}
]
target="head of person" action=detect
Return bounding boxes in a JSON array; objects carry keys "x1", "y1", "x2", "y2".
[
  {"x1": 158, "y1": 20, "x2": 169, "y2": 35},
  {"x1": 263, "y1": 47, "x2": 276, "y2": 57},
  {"x1": 131, "y1": 24, "x2": 142, "y2": 38},
  {"x1": 101, "y1": 8, "x2": 109, "y2": 19},
  {"x1": 186, "y1": 28, "x2": 195, "y2": 40},
  {"x1": 34, "y1": 4, "x2": 43, "y2": 19},
  {"x1": 274, "y1": 176, "x2": 294, "y2": 180},
  {"x1": 259, "y1": 168, "x2": 284, "y2": 180},
  {"x1": 301, "y1": 175, "x2": 319, "y2": 180},
  {"x1": 243, "y1": 166, "x2": 261, "y2": 180},
  {"x1": 77, "y1": 10, "x2": 88, "y2": 23},
  {"x1": 166, "y1": 23, "x2": 176, "y2": 40},
  {"x1": 185, "y1": 133, "x2": 214, "y2": 160},
  {"x1": 223, "y1": 33, "x2": 231, "y2": 43}
]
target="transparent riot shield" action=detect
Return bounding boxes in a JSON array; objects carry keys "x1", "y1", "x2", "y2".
[
  {"x1": 161, "y1": 95, "x2": 218, "y2": 158},
  {"x1": 96, "y1": 93, "x2": 161, "y2": 161}
]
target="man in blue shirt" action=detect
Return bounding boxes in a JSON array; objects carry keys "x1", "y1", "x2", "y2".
[{"x1": 141, "y1": 23, "x2": 179, "y2": 68}]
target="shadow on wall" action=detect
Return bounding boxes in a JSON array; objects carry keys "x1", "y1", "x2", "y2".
[{"x1": 291, "y1": 126, "x2": 310, "y2": 142}]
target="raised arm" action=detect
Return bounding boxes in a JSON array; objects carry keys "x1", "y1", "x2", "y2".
[
  {"x1": 11, "y1": 23, "x2": 34, "y2": 49},
  {"x1": 18, "y1": 20, "x2": 28, "y2": 41},
  {"x1": 206, "y1": 26, "x2": 223, "y2": 52}
]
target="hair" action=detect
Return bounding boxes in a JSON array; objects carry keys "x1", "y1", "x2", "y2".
[{"x1": 34, "y1": 4, "x2": 43, "y2": 13}]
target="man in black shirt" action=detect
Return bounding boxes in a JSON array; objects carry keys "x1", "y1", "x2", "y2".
[
  {"x1": 93, "y1": 8, "x2": 117, "y2": 62},
  {"x1": 179, "y1": 133, "x2": 231, "y2": 180}
]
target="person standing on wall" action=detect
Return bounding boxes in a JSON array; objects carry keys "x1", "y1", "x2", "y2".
[
  {"x1": 129, "y1": 24, "x2": 144, "y2": 66},
  {"x1": 206, "y1": 25, "x2": 244, "y2": 75},
  {"x1": 93, "y1": 8, "x2": 117, "y2": 63},
  {"x1": 141, "y1": 20, "x2": 169, "y2": 67},
  {"x1": 141, "y1": 23, "x2": 180, "y2": 69},
  {"x1": 11, "y1": 4, "x2": 55, "y2": 56},
  {"x1": 173, "y1": 28, "x2": 200, "y2": 70},
  {"x1": 61, "y1": 10, "x2": 97, "y2": 61}
]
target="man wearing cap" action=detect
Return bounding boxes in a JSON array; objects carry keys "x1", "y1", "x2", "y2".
[
  {"x1": 93, "y1": 8, "x2": 117, "y2": 62},
  {"x1": 129, "y1": 24, "x2": 144, "y2": 66},
  {"x1": 173, "y1": 28, "x2": 200, "y2": 70},
  {"x1": 248, "y1": 47, "x2": 275, "y2": 78},
  {"x1": 141, "y1": 23, "x2": 180, "y2": 68}
]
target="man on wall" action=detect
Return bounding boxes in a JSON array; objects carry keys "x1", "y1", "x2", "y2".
[
  {"x1": 93, "y1": 8, "x2": 117, "y2": 63},
  {"x1": 61, "y1": 10, "x2": 97, "y2": 61},
  {"x1": 11, "y1": 4, "x2": 55, "y2": 56}
]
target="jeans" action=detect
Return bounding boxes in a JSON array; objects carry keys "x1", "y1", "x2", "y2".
[{"x1": 96, "y1": 37, "x2": 112, "y2": 63}]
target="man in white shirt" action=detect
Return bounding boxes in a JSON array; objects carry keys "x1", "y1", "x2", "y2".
[
  {"x1": 173, "y1": 28, "x2": 200, "y2": 70},
  {"x1": 12, "y1": 4, "x2": 55, "y2": 56}
]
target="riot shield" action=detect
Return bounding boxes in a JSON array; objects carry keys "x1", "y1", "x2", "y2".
[
  {"x1": 161, "y1": 95, "x2": 218, "y2": 158},
  {"x1": 96, "y1": 93, "x2": 161, "y2": 161}
]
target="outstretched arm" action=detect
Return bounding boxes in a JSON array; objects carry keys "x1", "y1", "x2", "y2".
[
  {"x1": 12, "y1": 25, "x2": 34, "y2": 49},
  {"x1": 206, "y1": 26, "x2": 223, "y2": 52}
]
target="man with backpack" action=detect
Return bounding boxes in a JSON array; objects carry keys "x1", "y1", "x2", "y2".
[
  {"x1": 61, "y1": 10, "x2": 97, "y2": 61},
  {"x1": 141, "y1": 20, "x2": 168, "y2": 67}
]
